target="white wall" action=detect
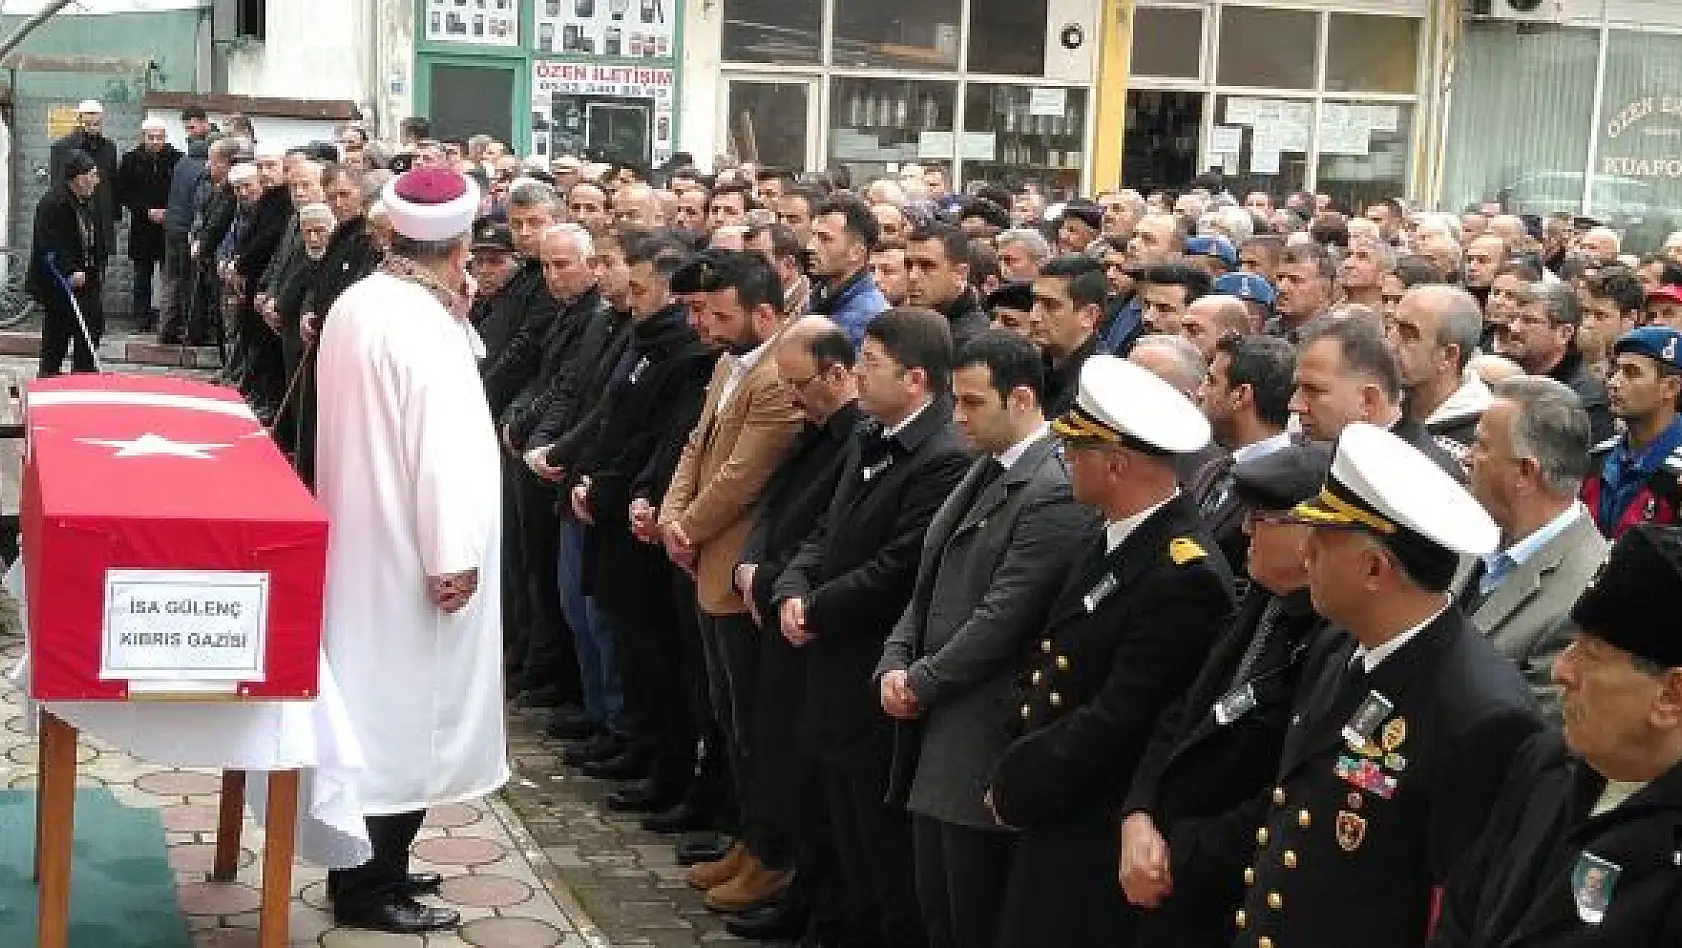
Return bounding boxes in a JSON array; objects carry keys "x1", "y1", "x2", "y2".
[
  {"x1": 219, "y1": 0, "x2": 414, "y2": 139},
  {"x1": 142, "y1": 109, "x2": 343, "y2": 151},
  {"x1": 678, "y1": 0, "x2": 721, "y2": 171},
  {"x1": 2, "y1": 0, "x2": 207, "y2": 12}
]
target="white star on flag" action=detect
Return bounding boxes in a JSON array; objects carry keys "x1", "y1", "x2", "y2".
[{"x1": 78, "y1": 433, "x2": 234, "y2": 459}]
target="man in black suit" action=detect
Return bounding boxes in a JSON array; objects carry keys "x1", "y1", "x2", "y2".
[
  {"x1": 29, "y1": 151, "x2": 108, "y2": 376},
  {"x1": 772, "y1": 307, "x2": 972, "y2": 948},
  {"x1": 1121, "y1": 442, "x2": 1333, "y2": 947},
  {"x1": 1238, "y1": 422, "x2": 1542, "y2": 948},
  {"x1": 875, "y1": 330, "x2": 1095, "y2": 948},
  {"x1": 1190, "y1": 334, "x2": 1297, "y2": 571},
  {"x1": 986, "y1": 354, "x2": 1238, "y2": 948},
  {"x1": 725, "y1": 315, "x2": 863, "y2": 943},
  {"x1": 49, "y1": 100, "x2": 118, "y2": 258},
  {"x1": 1432, "y1": 523, "x2": 1682, "y2": 948},
  {"x1": 1290, "y1": 314, "x2": 1468, "y2": 480}
]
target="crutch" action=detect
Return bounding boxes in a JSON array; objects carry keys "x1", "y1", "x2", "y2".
[{"x1": 44, "y1": 253, "x2": 104, "y2": 374}]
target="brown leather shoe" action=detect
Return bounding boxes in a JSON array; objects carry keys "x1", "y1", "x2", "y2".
[
  {"x1": 686, "y1": 839, "x2": 747, "y2": 891},
  {"x1": 704, "y1": 858, "x2": 794, "y2": 913}
]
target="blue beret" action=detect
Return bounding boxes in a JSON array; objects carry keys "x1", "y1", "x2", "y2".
[
  {"x1": 1214, "y1": 271, "x2": 1276, "y2": 306},
  {"x1": 1614, "y1": 326, "x2": 1682, "y2": 371},
  {"x1": 1184, "y1": 235, "x2": 1238, "y2": 269}
]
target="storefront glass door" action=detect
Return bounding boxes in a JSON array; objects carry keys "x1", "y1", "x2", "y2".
[{"x1": 722, "y1": 77, "x2": 818, "y2": 172}]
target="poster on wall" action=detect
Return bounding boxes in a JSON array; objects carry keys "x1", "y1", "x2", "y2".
[
  {"x1": 425, "y1": 0, "x2": 519, "y2": 47},
  {"x1": 532, "y1": 61, "x2": 675, "y2": 167},
  {"x1": 533, "y1": 0, "x2": 675, "y2": 58}
]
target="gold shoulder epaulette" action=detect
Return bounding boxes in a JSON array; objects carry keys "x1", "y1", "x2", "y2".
[{"x1": 1169, "y1": 537, "x2": 1207, "y2": 566}]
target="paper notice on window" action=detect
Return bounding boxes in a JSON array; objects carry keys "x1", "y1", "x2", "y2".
[
  {"x1": 101, "y1": 569, "x2": 269, "y2": 682},
  {"x1": 1319, "y1": 103, "x2": 1372, "y2": 156},
  {"x1": 960, "y1": 132, "x2": 997, "y2": 161},
  {"x1": 1226, "y1": 98, "x2": 1259, "y2": 125},
  {"x1": 1211, "y1": 125, "x2": 1243, "y2": 155},
  {"x1": 1249, "y1": 148, "x2": 1281, "y2": 175},
  {"x1": 1220, "y1": 152, "x2": 1239, "y2": 175},
  {"x1": 1367, "y1": 105, "x2": 1400, "y2": 133},
  {"x1": 1029, "y1": 87, "x2": 1068, "y2": 117},
  {"x1": 918, "y1": 131, "x2": 955, "y2": 159}
]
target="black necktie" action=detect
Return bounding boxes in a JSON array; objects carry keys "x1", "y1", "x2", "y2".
[
  {"x1": 972, "y1": 457, "x2": 1006, "y2": 498},
  {"x1": 1199, "y1": 455, "x2": 1236, "y2": 517},
  {"x1": 1228, "y1": 597, "x2": 1284, "y2": 690}
]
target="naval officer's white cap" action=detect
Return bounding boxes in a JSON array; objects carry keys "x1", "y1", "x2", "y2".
[
  {"x1": 1050, "y1": 354, "x2": 1210, "y2": 455},
  {"x1": 1290, "y1": 422, "x2": 1497, "y2": 587}
]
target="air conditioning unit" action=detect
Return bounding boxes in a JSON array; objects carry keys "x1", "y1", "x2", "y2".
[{"x1": 1465, "y1": 0, "x2": 1571, "y2": 20}]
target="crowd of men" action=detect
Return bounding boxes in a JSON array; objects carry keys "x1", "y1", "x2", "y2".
[{"x1": 27, "y1": 106, "x2": 1682, "y2": 946}]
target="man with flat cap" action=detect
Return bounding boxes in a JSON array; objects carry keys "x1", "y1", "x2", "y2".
[
  {"x1": 1120, "y1": 442, "x2": 1335, "y2": 947},
  {"x1": 985, "y1": 355, "x2": 1238, "y2": 947},
  {"x1": 1433, "y1": 524, "x2": 1682, "y2": 947},
  {"x1": 1235, "y1": 423, "x2": 1542, "y2": 948}
]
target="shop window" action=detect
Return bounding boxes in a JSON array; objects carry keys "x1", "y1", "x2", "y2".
[
  {"x1": 828, "y1": 77, "x2": 957, "y2": 185},
  {"x1": 1131, "y1": 6, "x2": 1202, "y2": 80},
  {"x1": 721, "y1": 0, "x2": 821, "y2": 64},
  {"x1": 1316, "y1": 102, "x2": 1413, "y2": 215},
  {"x1": 1212, "y1": 94, "x2": 1311, "y2": 199},
  {"x1": 967, "y1": 0, "x2": 1049, "y2": 76},
  {"x1": 833, "y1": 0, "x2": 962, "y2": 71},
  {"x1": 963, "y1": 83, "x2": 1087, "y2": 192},
  {"x1": 431, "y1": 65, "x2": 514, "y2": 147},
  {"x1": 1325, "y1": 15, "x2": 1419, "y2": 95},
  {"x1": 1441, "y1": 23, "x2": 1596, "y2": 223},
  {"x1": 1217, "y1": 7, "x2": 1316, "y2": 90},
  {"x1": 1593, "y1": 30, "x2": 1682, "y2": 253}
]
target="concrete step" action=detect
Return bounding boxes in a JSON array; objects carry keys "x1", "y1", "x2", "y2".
[{"x1": 0, "y1": 329, "x2": 223, "y2": 371}]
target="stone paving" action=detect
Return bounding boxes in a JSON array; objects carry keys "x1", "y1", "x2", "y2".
[{"x1": 0, "y1": 631, "x2": 595, "y2": 947}]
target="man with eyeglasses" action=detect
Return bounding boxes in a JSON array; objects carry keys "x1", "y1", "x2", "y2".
[
  {"x1": 1121, "y1": 442, "x2": 1333, "y2": 948},
  {"x1": 1499, "y1": 281, "x2": 1613, "y2": 442},
  {"x1": 986, "y1": 354, "x2": 1235, "y2": 948}
]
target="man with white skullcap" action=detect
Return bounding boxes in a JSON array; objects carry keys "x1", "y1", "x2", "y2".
[
  {"x1": 114, "y1": 115, "x2": 181, "y2": 331},
  {"x1": 985, "y1": 354, "x2": 1239, "y2": 947},
  {"x1": 313, "y1": 166, "x2": 503, "y2": 934},
  {"x1": 49, "y1": 97, "x2": 118, "y2": 263},
  {"x1": 1233, "y1": 422, "x2": 1542, "y2": 948}
]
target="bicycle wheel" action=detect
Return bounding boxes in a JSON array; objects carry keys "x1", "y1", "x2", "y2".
[{"x1": 0, "y1": 247, "x2": 40, "y2": 330}]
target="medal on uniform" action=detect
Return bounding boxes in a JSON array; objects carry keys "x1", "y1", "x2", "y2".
[
  {"x1": 1571, "y1": 851, "x2": 1621, "y2": 925},
  {"x1": 1083, "y1": 573, "x2": 1118, "y2": 613},
  {"x1": 861, "y1": 455, "x2": 894, "y2": 481},
  {"x1": 1213, "y1": 683, "x2": 1257, "y2": 726},
  {"x1": 1335, "y1": 810, "x2": 1367, "y2": 852},
  {"x1": 1342, "y1": 690, "x2": 1394, "y2": 753},
  {"x1": 1381, "y1": 716, "x2": 1407, "y2": 752},
  {"x1": 1334, "y1": 755, "x2": 1398, "y2": 799}
]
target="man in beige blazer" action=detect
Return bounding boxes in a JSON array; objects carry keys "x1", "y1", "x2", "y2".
[
  {"x1": 1465, "y1": 375, "x2": 1608, "y2": 720},
  {"x1": 656, "y1": 250, "x2": 804, "y2": 912}
]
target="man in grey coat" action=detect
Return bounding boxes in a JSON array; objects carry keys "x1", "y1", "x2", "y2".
[
  {"x1": 875, "y1": 329, "x2": 1095, "y2": 948},
  {"x1": 1465, "y1": 374, "x2": 1607, "y2": 721}
]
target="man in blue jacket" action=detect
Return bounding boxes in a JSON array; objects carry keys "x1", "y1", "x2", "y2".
[{"x1": 806, "y1": 194, "x2": 889, "y2": 345}]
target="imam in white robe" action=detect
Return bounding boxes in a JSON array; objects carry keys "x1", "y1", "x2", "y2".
[{"x1": 314, "y1": 270, "x2": 508, "y2": 815}]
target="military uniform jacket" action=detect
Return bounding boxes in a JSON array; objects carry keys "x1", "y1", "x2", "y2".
[
  {"x1": 1123, "y1": 587, "x2": 1330, "y2": 948},
  {"x1": 1236, "y1": 607, "x2": 1542, "y2": 948},
  {"x1": 1433, "y1": 731, "x2": 1682, "y2": 948},
  {"x1": 988, "y1": 495, "x2": 1235, "y2": 948}
]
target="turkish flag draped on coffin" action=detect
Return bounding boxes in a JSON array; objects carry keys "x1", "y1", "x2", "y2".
[{"x1": 22, "y1": 374, "x2": 328, "y2": 701}]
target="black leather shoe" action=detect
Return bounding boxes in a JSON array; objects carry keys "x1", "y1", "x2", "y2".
[
  {"x1": 402, "y1": 872, "x2": 444, "y2": 896},
  {"x1": 580, "y1": 749, "x2": 649, "y2": 781},
  {"x1": 327, "y1": 872, "x2": 445, "y2": 901},
  {"x1": 562, "y1": 732, "x2": 624, "y2": 767},
  {"x1": 676, "y1": 832, "x2": 735, "y2": 866},
  {"x1": 545, "y1": 710, "x2": 602, "y2": 741},
  {"x1": 726, "y1": 894, "x2": 810, "y2": 941},
  {"x1": 332, "y1": 894, "x2": 460, "y2": 934},
  {"x1": 640, "y1": 800, "x2": 711, "y2": 835},
  {"x1": 605, "y1": 779, "x2": 681, "y2": 813}
]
